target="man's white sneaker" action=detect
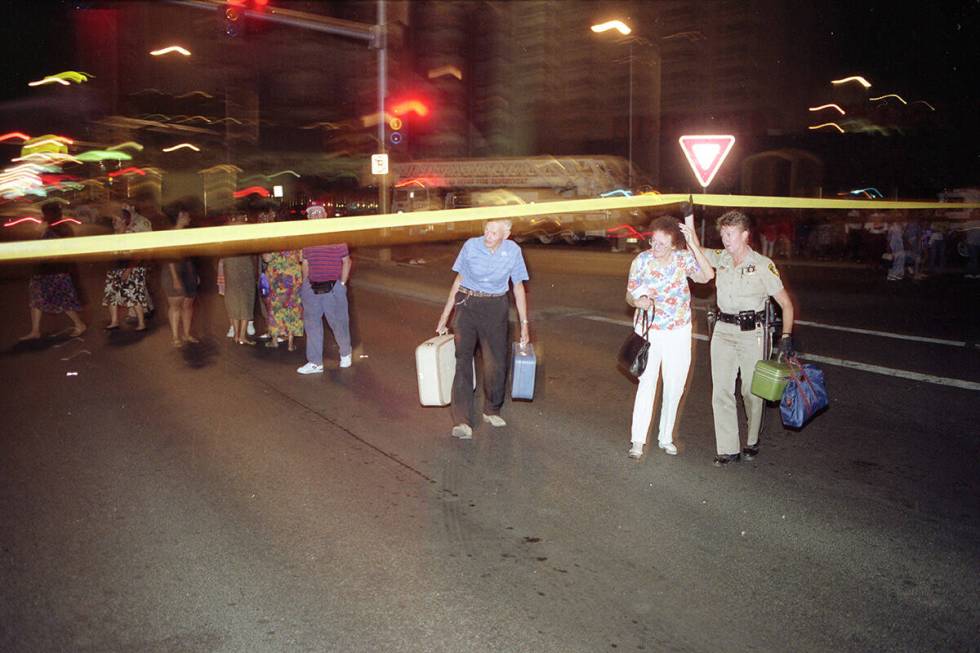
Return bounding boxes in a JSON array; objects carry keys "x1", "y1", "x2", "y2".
[
  {"x1": 482, "y1": 414, "x2": 507, "y2": 427},
  {"x1": 339, "y1": 354, "x2": 352, "y2": 368},
  {"x1": 296, "y1": 362, "x2": 324, "y2": 375},
  {"x1": 659, "y1": 442, "x2": 678, "y2": 455},
  {"x1": 451, "y1": 424, "x2": 473, "y2": 439},
  {"x1": 246, "y1": 321, "x2": 256, "y2": 336},
  {"x1": 628, "y1": 443, "x2": 643, "y2": 459}
]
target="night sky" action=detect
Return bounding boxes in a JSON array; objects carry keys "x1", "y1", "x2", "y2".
[{"x1": 1, "y1": 1, "x2": 977, "y2": 188}]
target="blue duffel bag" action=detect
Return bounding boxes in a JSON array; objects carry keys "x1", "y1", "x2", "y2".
[{"x1": 780, "y1": 358, "x2": 828, "y2": 429}]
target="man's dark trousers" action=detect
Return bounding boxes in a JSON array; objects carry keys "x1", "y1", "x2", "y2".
[{"x1": 451, "y1": 293, "x2": 509, "y2": 427}]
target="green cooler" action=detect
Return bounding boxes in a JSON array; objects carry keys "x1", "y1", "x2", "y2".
[{"x1": 751, "y1": 359, "x2": 792, "y2": 401}]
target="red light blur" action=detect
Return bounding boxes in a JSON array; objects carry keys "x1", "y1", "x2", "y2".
[
  {"x1": 390, "y1": 100, "x2": 429, "y2": 117},
  {"x1": 3, "y1": 217, "x2": 42, "y2": 227},
  {"x1": 107, "y1": 167, "x2": 147, "y2": 178},
  {"x1": 233, "y1": 186, "x2": 270, "y2": 198}
]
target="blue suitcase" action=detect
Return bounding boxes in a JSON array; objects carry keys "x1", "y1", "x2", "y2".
[{"x1": 511, "y1": 342, "x2": 536, "y2": 401}]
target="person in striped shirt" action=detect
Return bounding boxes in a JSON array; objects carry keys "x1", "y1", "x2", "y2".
[{"x1": 296, "y1": 205, "x2": 353, "y2": 374}]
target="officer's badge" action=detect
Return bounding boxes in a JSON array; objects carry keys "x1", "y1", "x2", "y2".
[
  {"x1": 745, "y1": 265, "x2": 756, "y2": 274},
  {"x1": 768, "y1": 262, "x2": 780, "y2": 277}
]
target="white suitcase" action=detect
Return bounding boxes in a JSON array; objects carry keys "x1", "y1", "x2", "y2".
[
  {"x1": 416, "y1": 334, "x2": 475, "y2": 406},
  {"x1": 416, "y1": 334, "x2": 456, "y2": 406}
]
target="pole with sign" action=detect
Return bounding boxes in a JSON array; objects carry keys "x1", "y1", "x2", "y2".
[{"x1": 678, "y1": 134, "x2": 735, "y2": 241}]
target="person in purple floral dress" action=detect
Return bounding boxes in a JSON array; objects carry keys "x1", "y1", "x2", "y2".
[{"x1": 19, "y1": 203, "x2": 87, "y2": 340}]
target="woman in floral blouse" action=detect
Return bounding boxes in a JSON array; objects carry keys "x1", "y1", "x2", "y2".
[{"x1": 625, "y1": 212, "x2": 714, "y2": 460}]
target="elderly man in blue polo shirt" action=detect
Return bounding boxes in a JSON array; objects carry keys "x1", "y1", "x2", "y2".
[{"x1": 436, "y1": 219, "x2": 531, "y2": 439}]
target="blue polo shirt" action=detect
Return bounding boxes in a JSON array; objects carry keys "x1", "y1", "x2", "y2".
[{"x1": 452, "y1": 237, "x2": 529, "y2": 294}]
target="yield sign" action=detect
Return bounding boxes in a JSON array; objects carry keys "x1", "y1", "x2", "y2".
[{"x1": 678, "y1": 134, "x2": 735, "y2": 188}]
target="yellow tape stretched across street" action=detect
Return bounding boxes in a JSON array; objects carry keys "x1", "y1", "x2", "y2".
[{"x1": 0, "y1": 193, "x2": 977, "y2": 264}]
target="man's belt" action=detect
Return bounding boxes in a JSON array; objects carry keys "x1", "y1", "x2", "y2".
[
  {"x1": 718, "y1": 310, "x2": 763, "y2": 330},
  {"x1": 459, "y1": 286, "x2": 506, "y2": 298}
]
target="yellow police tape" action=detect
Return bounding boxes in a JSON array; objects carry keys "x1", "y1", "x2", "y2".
[{"x1": 1, "y1": 192, "x2": 977, "y2": 263}]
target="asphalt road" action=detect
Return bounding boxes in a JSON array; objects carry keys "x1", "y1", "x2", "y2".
[{"x1": 1, "y1": 244, "x2": 978, "y2": 652}]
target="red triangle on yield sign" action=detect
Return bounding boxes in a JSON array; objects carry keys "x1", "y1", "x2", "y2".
[{"x1": 678, "y1": 134, "x2": 736, "y2": 188}]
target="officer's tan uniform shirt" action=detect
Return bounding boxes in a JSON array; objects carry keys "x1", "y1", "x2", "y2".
[{"x1": 702, "y1": 248, "x2": 783, "y2": 313}]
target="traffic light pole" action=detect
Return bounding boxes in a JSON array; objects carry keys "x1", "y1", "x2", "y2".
[
  {"x1": 377, "y1": 0, "x2": 389, "y2": 216},
  {"x1": 167, "y1": 0, "x2": 389, "y2": 213}
]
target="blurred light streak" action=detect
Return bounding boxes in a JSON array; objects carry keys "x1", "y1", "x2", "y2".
[
  {"x1": 268, "y1": 170, "x2": 301, "y2": 179},
  {"x1": 174, "y1": 90, "x2": 214, "y2": 99},
  {"x1": 162, "y1": 143, "x2": 201, "y2": 152},
  {"x1": 107, "y1": 167, "x2": 147, "y2": 178},
  {"x1": 427, "y1": 65, "x2": 463, "y2": 81},
  {"x1": 27, "y1": 71, "x2": 93, "y2": 87},
  {"x1": 607, "y1": 224, "x2": 647, "y2": 239},
  {"x1": 390, "y1": 100, "x2": 429, "y2": 117},
  {"x1": 301, "y1": 121, "x2": 342, "y2": 130},
  {"x1": 870, "y1": 94, "x2": 907, "y2": 104},
  {"x1": 808, "y1": 103, "x2": 846, "y2": 115},
  {"x1": 808, "y1": 122, "x2": 845, "y2": 133},
  {"x1": 28, "y1": 76, "x2": 70, "y2": 87},
  {"x1": 847, "y1": 187, "x2": 884, "y2": 198},
  {"x1": 394, "y1": 178, "x2": 426, "y2": 189},
  {"x1": 76, "y1": 150, "x2": 133, "y2": 162},
  {"x1": 1, "y1": 132, "x2": 31, "y2": 143},
  {"x1": 831, "y1": 76, "x2": 871, "y2": 88},
  {"x1": 199, "y1": 164, "x2": 243, "y2": 174},
  {"x1": 911, "y1": 100, "x2": 936, "y2": 111},
  {"x1": 23, "y1": 137, "x2": 74, "y2": 151},
  {"x1": 591, "y1": 20, "x2": 632, "y2": 35},
  {"x1": 107, "y1": 141, "x2": 144, "y2": 152},
  {"x1": 4, "y1": 217, "x2": 42, "y2": 227},
  {"x1": 233, "y1": 186, "x2": 270, "y2": 198},
  {"x1": 13, "y1": 152, "x2": 82, "y2": 164},
  {"x1": 176, "y1": 115, "x2": 213, "y2": 123},
  {"x1": 49, "y1": 217, "x2": 81, "y2": 226},
  {"x1": 149, "y1": 46, "x2": 191, "y2": 56},
  {"x1": 600, "y1": 189, "x2": 633, "y2": 197}
]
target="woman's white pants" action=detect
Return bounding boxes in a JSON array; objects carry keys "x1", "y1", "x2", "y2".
[{"x1": 630, "y1": 323, "x2": 692, "y2": 446}]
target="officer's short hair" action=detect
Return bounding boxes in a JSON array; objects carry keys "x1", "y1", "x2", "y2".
[
  {"x1": 486, "y1": 218, "x2": 512, "y2": 231},
  {"x1": 716, "y1": 210, "x2": 751, "y2": 232}
]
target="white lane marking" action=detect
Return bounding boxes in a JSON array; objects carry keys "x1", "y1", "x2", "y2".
[
  {"x1": 580, "y1": 314, "x2": 980, "y2": 391},
  {"x1": 689, "y1": 305, "x2": 967, "y2": 347},
  {"x1": 797, "y1": 354, "x2": 980, "y2": 391}
]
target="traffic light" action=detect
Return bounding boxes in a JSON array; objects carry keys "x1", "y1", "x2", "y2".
[
  {"x1": 224, "y1": 1, "x2": 246, "y2": 38},
  {"x1": 387, "y1": 97, "x2": 430, "y2": 150},
  {"x1": 222, "y1": 1, "x2": 269, "y2": 38},
  {"x1": 387, "y1": 116, "x2": 404, "y2": 147}
]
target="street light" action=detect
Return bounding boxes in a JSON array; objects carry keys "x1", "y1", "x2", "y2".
[{"x1": 591, "y1": 19, "x2": 649, "y2": 190}]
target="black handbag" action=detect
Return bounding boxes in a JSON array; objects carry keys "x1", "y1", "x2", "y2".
[{"x1": 618, "y1": 310, "x2": 651, "y2": 379}]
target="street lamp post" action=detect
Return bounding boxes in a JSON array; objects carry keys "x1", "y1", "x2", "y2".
[{"x1": 592, "y1": 20, "x2": 645, "y2": 190}]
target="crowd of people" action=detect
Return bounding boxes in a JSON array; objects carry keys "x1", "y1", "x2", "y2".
[
  {"x1": 750, "y1": 211, "x2": 979, "y2": 280},
  {"x1": 19, "y1": 201, "x2": 353, "y2": 375}
]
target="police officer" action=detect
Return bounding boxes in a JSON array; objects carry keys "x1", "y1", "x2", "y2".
[{"x1": 703, "y1": 210, "x2": 795, "y2": 466}]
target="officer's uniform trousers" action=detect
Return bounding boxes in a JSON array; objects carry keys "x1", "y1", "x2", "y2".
[{"x1": 710, "y1": 321, "x2": 766, "y2": 455}]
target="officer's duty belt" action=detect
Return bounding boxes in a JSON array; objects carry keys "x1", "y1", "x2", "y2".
[{"x1": 717, "y1": 310, "x2": 763, "y2": 327}]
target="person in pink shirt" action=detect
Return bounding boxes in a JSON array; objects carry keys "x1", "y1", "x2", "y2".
[{"x1": 625, "y1": 212, "x2": 714, "y2": 459}]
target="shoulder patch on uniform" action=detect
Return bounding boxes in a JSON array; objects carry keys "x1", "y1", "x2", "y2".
[{"x1": 768, "y1": 262, "x2": 780, "y2": 277}]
